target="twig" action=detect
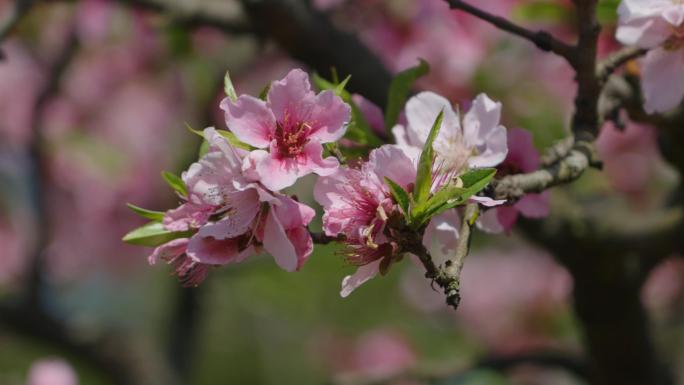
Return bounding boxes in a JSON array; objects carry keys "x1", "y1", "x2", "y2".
[
  {"x1": 411, "y1": 203, "x2": 478, "y2": 310},
  {"x1": 445, "y1": 0, "x2": 575, "y2": 63},
  {"x1": 597, "y1": 47, "x2": 648, "y2": 84},
  {"x1": 540, "y1": 136, "x2": 574, "y2": 167},
  {"x1": 492, "y1": 141, "x2": 599, "y2": 201},
  {"x1": 310, "y1": 230, "x2": 342, "y2": 245}
]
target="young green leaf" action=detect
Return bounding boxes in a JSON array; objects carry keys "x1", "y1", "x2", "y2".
[
  {"x1": 258, "y1": 84, "x2": 270, "y2": 100},
  {"x1": 384, "y1": 59, "x2": 429, "y2": 133},
  {"x1": 162, "y1": 171, "x2": 188, "y2": 197},
  {"x1": 224, "y1": 70, "x2": 238, "y2": 102},
  {"x1": 216, "y1": 129, "x2": 253, "y2": 150},
  {"x1": 185, "y1": 122, "x2": 204, "y2": 137},
  {"x1": 334, "y1": 75, "x2": 351, "y2": 96},
  {"x1": 122, "y1": 222, "x2": 193, "y2": 247},
  {"x1": 384, "y1": 177, "x2": 411, "y2": 218},
  {"x1": 411, "y1": 168, "x2": 497, "y2": 226},
  {"x1": 126, "y1": 203, "x2": 165, "y2": 221},
  {"x1": 413, "y1": 109, "x2": 444, "y2": 204}
]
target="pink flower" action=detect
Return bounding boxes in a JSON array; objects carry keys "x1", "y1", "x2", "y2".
[
  {"x1": 616, "y1": 0, "x2": 684, "y2": 113},
  {"x1": 221, "y1": 69, "x2": 351, "y2": 191},
  {"x1": 392, "y1": 91, "x2": 508, "y2": 258},
  {"x1": 26, "y1": 359, "x2": 78, "y2": 385},
  {"x1": 478, "y1": 128, "x2": 550, "y2": 233},
  {"x1": 314, "y1": 145, "x2": 415, "y2": 297},
  {"x1": 148, "y1": 127, "x2": 315, "y2": 285},
  {"x1": 393, "y1": 91, "x2": 508, "y2": 183}
]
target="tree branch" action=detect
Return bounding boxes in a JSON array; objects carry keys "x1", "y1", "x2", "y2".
[
  {"x1": 597, "y1": 47, "x2": 648, "y2": 84},
  {"x1": 492, "y1": 141, "x2": 599, "y2": 201},
  {"x1": 445, "y1": 0, "x2": 575, "y2": 63},
  {"x1": 410, "y1": 204, "x2": 477, "y2": 310}
]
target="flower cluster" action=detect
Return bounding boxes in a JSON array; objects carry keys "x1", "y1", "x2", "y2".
[
  {"x1": 128, "y1": 69, "x2": 348, "y2": 285},
  {"x1": 616, "y1": 0, "x2": 684, "y2": 113},
  {"x1": 125, "y1": 67, "x2": 536, "y2": 298}
]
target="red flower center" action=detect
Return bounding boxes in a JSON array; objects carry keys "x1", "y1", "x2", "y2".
[{"x1": 274, "y1": 120, "x2": 310, "y2": 158}]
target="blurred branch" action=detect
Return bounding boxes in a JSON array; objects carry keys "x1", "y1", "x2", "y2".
[
  {"x1": 411, "y1": 204, "x2": 477, "y2": 310},
  {"x1": 240, "y1": 0, "x2": 392, "y2": 106},
  {"x1": 0, "y1": 301, "x2": 139, "y2": 385},
  {"x1": 445, "y1": 0, "x2": 575, "y2": 63},
  {"x1": 0, "y1": 0, "x2": 35, "y2": 58},
  {"x1": 540, "y1": 136, "x2": 574, "y2": 167},
  {"x1": 115, "y1": 0, "x2": 254, "y2": 34},
  {"x1": 25, "y1": 29, "x2": 79, "y2": 305},
  {"x1": 597, "y1": 47, "x2": 648, "y2": 84}
]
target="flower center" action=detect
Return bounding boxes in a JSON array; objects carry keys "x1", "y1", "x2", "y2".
[
  {"x1": 665, "y1": 24, "x2": 684, "y2": 51},
  {"x1": 274, "y1": 120, "x2": 310, "y2": 158}
]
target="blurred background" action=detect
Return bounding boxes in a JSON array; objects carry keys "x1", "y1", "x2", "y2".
[{"x1": 0, "y1": 0, "x2": 681, "y2": 384}]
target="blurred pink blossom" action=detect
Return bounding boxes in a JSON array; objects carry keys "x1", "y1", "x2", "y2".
[
  {"x1": 26, "y1": 359, "x2": 78, "y2": 385},
  {"x1": 479, "y1": 128, "x2": 550, "y2": 233},
  {"x1": 596, "y1": 122, "x2": 660, "y2": 198}
]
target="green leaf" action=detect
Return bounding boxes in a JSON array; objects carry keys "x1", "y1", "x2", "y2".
[
  {"x1": 162, "y1": 171, "x2": 188, "y2": 197},
  {"x1": 185, "y1": 122, "x2": 204, "y2": 137},
  {"x1": 412, "y1": 168, "x2": 497, "y2": 226},
  {"x1": 126, "y1": 203, "x2": 165, "y2": 221},
  {"x1": 384, "y1": 177, "x2": 411, "y2": 218},
  {"x1": 216, "y1": 129, "x2": 253, "y2": 150},
  {"x1": 597, "y1": 0, "x2": 620, "y2": 24},
  {"x1": 258, "y1": 84, "x2": 270, "y2": 100},
  {"x1": 384, "y1": 59, "x2": 429, "y2": 133},
  {"x1": 224, "y1": 70, "x2": 238, "y2": 102},
  {"x1": 413, "y1": 110, "x2": 443, "y2": 204},
  {"x1": 334, "y1": 75, "x2": 351, "y2": 96},
  {"x1": 122, "y1": 222, "x2": 193, "y2": 247}
]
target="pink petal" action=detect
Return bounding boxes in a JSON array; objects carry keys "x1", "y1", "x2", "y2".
[
  {"x1": 469, "y1": 195, "x2": 506, "y2": 207},
  {"x1": 308, "y1": 90, "x2": 351, "y2": 143},
  {"x1": 186, "y1": 235, "x2": 253, "y2": 265},
  {"x1": 515, "y1": 192, "x2": 550, "y2": 218},
  {"x1": 662, "y1": 6, "x2": 684, "y2": 26},
  {"x1": 262, "y1": 207, "x2": 299, "y2": 272},
  {"x1": 422, "y1": 210, "x2": 460, "y2": 266},
  {"x1": 148, "y1": 238, "x2": 189, "y2": 265},
  {"x1": 221, "y1": 95, "x2": 274, "y2": 148},
  {"x1": 340, "y1": 259, "x2": 382, "y2": 298},
  {"x1": 163, "y1": 203, "x2": 213, "y2": 231},
  {"x1": 251, "y1": 147, "x2": 301, "y2": 191},
  {"x1": 464, "y1": 94, "x2": 508, "y2": 168},
  {"x1": 287, "y1": 226, "x2": 314, "y2": 270},
  {"x1": 641, "y1": 47, "x2": 684, "y2": 113},
  {"x1": 616, "y1": 17, "x2": 671, "y2": 47},
  {"x1": 405, "y1": 91, "x2": 461, "y2": 146},
  {"x1": 197, "y1": 190, "x2": 260, "y2": 240},
  {"x1": 272, "y1": 195, "x2": 316, "y2": 229},
  {"x1": 302, "y1": 140, "x2": 340, "y2": 176},
  {"x1": 267, "y1": 68, "x2": 316, "y2": 123},
  {"x1": 366, "y1": 144, "x2": 417, "y2": 189}
]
